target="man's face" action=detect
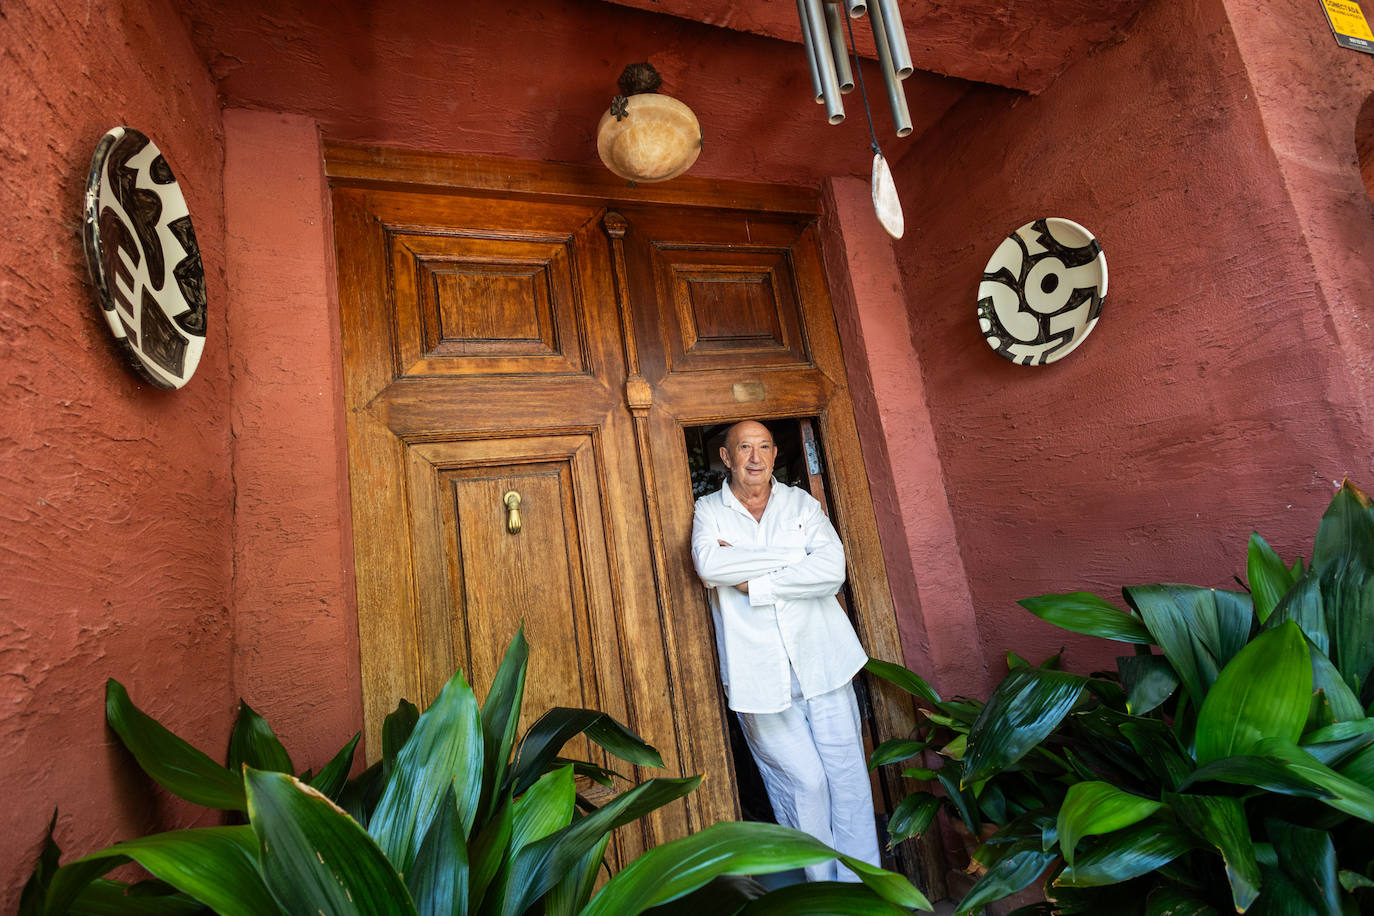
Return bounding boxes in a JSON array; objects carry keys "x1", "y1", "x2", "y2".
[{"x1": 720, "y1": 422, "x2": 776, "y2": 489}]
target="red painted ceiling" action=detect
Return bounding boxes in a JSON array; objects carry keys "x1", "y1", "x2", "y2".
[{"x1": 178, "y1": 0, "x2": 1144, "y2": 183}]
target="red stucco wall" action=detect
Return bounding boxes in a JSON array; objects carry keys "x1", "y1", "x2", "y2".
[
  {"x1": 222, "y1": 109, "x2": 363, "y2": 769},
  {"x1": 887, "y1": 0, "x2": 1374, "y2": 679},
  {"x1": 0, "y1": 0, "x2": 234, "y2": 906}
]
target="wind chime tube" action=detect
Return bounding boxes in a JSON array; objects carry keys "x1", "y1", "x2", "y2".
[
  {"x1": 796, "y1": 0, "x2": 826, "y2": 102},
  {"x1": 872, "y1": 0, "x2": 914, "y2": 78},
  {"x1": 845, "y1": 0, "x2": 868, "y2": 18},
  {"x1": 867, "y1": 0, "x2": 913, "y2": 136},
  {"x1": 823, "y1": 2, "x2": 855, "y2": 94},
  {"x1": 802, "y1": 0, "x2": 846, "y2": 123}
]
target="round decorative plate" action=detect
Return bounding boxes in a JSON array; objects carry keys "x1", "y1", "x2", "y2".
[
  {"x1": 977, "y1": 217, "x2": 1107, "y2": 366},
  {"x1": 83, "y1": 127, "x2": 206, "y2": 389}
]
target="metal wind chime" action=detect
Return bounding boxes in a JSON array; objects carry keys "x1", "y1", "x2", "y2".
[{"x1": 796, "y1": 0, "x2": 912, "y2": 238}]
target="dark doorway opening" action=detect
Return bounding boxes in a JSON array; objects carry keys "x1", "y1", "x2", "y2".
[{"x1": 684, "y1": 417, "x2": 887, "y2": 839}]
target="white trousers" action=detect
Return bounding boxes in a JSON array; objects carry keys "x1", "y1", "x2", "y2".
[{"x1": 736, "y1": 669, "x2": 882, "y2": 882}]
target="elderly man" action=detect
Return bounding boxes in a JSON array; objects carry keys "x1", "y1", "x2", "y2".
[{"x1": 690, "y1": 419, "x2": 881, "y2": 882}]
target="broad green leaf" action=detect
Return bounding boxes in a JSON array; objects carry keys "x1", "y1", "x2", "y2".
[
  {"x1": 1312, "y1": 647, "x2": 1366, "y2": 724},
  {"x1": 407, "y1": 784, "x2": 468, "y2": 916},
  {"x1": 1118, "y1": 654, "x2": 1179, "y2": 716},
  {"x1": 864, "y1": 657, "x2": 942, "y2": 705},
  {"x1": 937, "y1": 769, "x2": 981, "y2": 836},
  {"x1": 1268, "y1": 568, "x2": 1329, "y2": 659},
  {"x1": 887, "y1": 793, "x2": 941, "y2": 845},
  {"x1": 1007, "y1": 651, "x2": 1031, "y2": 669},
  {"x1": 939, "y1": 735, "x2": 966, "y2": 760},
  {"x1": 1248, "y1": 532, "x2": 1297, "y2": 624},
  {"x1": 1055, "y1": 782, "x2": 1161, "y2": 866},
  {"x1": 1191, "y1": 738, "x2": 1374, "y2": 821},
  {"x1": 19, "y1": 810, "x2": 60, "y2": 916},
  {"x1": 1167, "y1": 793, "x2": 1259, "y2": 911},
  {"x1": 479, "y1": 628, "x2": 527, "y2": 821},
  {"x1": 954, "y1": 846, "x2": 1054, "y2": 916},
  {"x1": 1124, "y1": 585, "x2": 1249, "y2": 706},
  {"x1": 59, "y1": 827, "x2": 279, "y2": 916},
  {"x1": 962, "y1": 668, "x2": 1087, "y2": 787},
  {"x1": 1119, "y1": 718, "x2": 1195, "y2": 792},
  {"x1": 1266, "y1": 818, "x2": 1340, "y2": 915},
  {"x1": 467, "y1": 796, "x2": 513, "y2": 913},
  {"x1": 370, "y1": 668, "x2": 484, "y2": 875},
  {"x1": 338, "y1": 760, "x2": 385, "y2": 827},
  {"x1": 500, "y1": 776, "x2": 703, "y2": 916},
  {"x1": 735, "y1": 881, "x2": 923, "y2": 915},
  {"x1": 382, "y1": 699, "x2": 420, "y2": 785},
  {"x1": 582, "y1": 821, "x2": 929, "y2": 916},
  {"x1": 1338, "y1": 740, "x2": 1374, "y2": 786},
  {"x1": 543, "y1": 834, "x2": 610, "y2": 916},
  {"x1": 1195, "y1": 621, "x2": 1311, "y2": 766},
  {"x1": 228, "y1": 701, "x2": 294, "y2": 777},
  {"x1": 1018, "y1": 592, "x2": 1153, "y2": 644},
  {"x1": 65, "y1": 878, "x2": 208, "y2": 915},
  {"x1": 105, "y1": 679, "x2": 245, "y2": 811},
  {"x1": 1322, "y1": 553, "x2": 1374, "y2": 704},
  {"x1": 510, "y1": 765, "x2": 576, "y2": 857},
  {"x1": 246, "y1": 768, "x2": 414, "y2": 916},
  {"x1": 1339, "y1": 869, "x2": 1374, "y2": 892},
  {"x1": 1311, "y1": 480, "x2": 1374, "y2": 573},
  {"x1": 1055, "y1": 820, "x2": 1192, "y2": 887},
  {"x1": 868, "y1": 738, "x2": 926, "y2": 770},
  {"x1": 310, "y1": 733, "x2": 362, "y2": 801},
  {"x1": 550, "y1": 756, "x2": 624, "y2": 786},
  {"x1": 900, "y1": 767, "x2": 938, "y2": 780},
  {"x1": 1302, "y1": 719, "x2": 1374, "y2": 768},
  {"x1": 508, "y1": 708, "x2": 660, "y2": 797}
]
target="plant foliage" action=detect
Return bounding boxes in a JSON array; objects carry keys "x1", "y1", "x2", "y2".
[
  {"x1": 26, "y1": 628, "x2": 931, "y2": 915},
  {"x1": 867, "y1": 480, "x2": 1374, "y2": 915}
]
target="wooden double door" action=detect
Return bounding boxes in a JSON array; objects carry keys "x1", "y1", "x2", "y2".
[{"x1": 329, "y1": 146, "x2": 911, "y2": 870}]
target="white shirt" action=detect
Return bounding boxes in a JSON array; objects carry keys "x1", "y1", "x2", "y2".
[{"x1": 691, "y1": 479, "x2": 869, "y2": 714}]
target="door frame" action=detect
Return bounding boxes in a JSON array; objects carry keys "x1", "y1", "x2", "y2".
[{"x1": 324, "y1": 141, "x2": 930, "y2": 886}]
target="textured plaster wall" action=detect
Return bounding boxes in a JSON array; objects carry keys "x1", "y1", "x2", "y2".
[
  {"x1": 1222, "y1": 0, "x2": 1374, "y2": 449},
  {"x1": 0, "y1": 0, "x2": 233, "y2": 906},
  {"x1": 222, "y1": 110, "x2": 363, "y2": 776},
  {"x1": 887, "y1": 0, "x2": 1374, "y2": 679},
  {"x1": 820, "y1": 178, "x2": 993, "y2": 696}
]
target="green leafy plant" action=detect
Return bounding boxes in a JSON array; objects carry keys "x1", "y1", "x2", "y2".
[
  {"x1": 23, "y1": 628, "x2": 931, "y2": 915},
  {"x1": 868, "y1": 481, "x2": 1374, "y2": 915}
]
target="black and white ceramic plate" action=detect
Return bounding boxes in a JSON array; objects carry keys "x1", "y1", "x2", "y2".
[
  {"x1": 83, "y1": 127, "x2": 206, "y2": 389},
  {"x1": 977, "y1": 218, "x2": 1107, "y2": 366}
]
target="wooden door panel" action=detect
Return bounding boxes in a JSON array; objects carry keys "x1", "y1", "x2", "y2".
[
  {"x1": 389, "y1": 230, "x2": 590, "y2": 377},
  {"x1": 333, "y1": 148, "x2": 924, "y2": 888}
]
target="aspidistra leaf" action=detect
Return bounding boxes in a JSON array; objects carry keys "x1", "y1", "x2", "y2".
[
  {"x1": 227, "y1": 701, "x2": 294, "y2": 777},
  {"x1": 105, "y1": 679, "x2": 245, "y2": 811},
  {"x1": 581, "y1": 820, "x2": 929, "y2": 916},
  {"x1": 246, "y1": 768, "x2": 415, "y2": 916},
  {"x1": 1018, "y1": 592, "x2": 1153, "y2": 644},
  {"x1": 369, "y1": 668, "x2": 484, "y2": 876},
  {"x1": 479, "y1": 627, "x2": 527, "y2": 821},
  {"x1": 1194, "y1": 621, "x2": 1311, "y2": 766},
  {"x1": 864, "y1": 657, "x2": 942, "y2": 705},
  {"x1": 1248, "y1": 532, "x2": 1296, "y2": 624},
  {"x1": 1166, "y1": 793, "x2": 1259, "y2": 912},
  {"x1": 1055, "y1": 782, "x2": 1161, "y2": 867},
  {"x1": 1055, "y1": 821, "x2": 1192, "y2": 888},
  {"x1": 962, "y1": 668, "x2": 1087, "y2": 787}
]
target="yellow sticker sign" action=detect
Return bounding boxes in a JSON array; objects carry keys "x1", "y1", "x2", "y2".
[{"x1": 1320, "y1": 0, "x2": 1374, "y2": 53}]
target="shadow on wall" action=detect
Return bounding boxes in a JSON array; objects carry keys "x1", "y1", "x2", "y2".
[{"x1": 1359, "y1": 90, "x2": 1374, "y2": 202}]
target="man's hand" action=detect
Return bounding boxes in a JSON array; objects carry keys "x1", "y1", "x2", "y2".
[{"x1": 716, "y1": 540, "x2": 748, "y2": 592}]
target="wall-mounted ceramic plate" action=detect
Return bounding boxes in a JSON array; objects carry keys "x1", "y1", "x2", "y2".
[
  {"x1": 977, "y1": 217, "x2": 1107, "y2": 366},
  {"x1": 83, "y1": 127, "x2": 206, "y2": 389}
]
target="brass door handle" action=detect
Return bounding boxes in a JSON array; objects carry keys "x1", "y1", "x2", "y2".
[{"x1": 503, "y1": 490, "x2": 522, "y2": 534}]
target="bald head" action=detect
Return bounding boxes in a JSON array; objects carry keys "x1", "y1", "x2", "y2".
[{"x1": 720, "y1": 420, "x2": 777, "y2": 492}]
